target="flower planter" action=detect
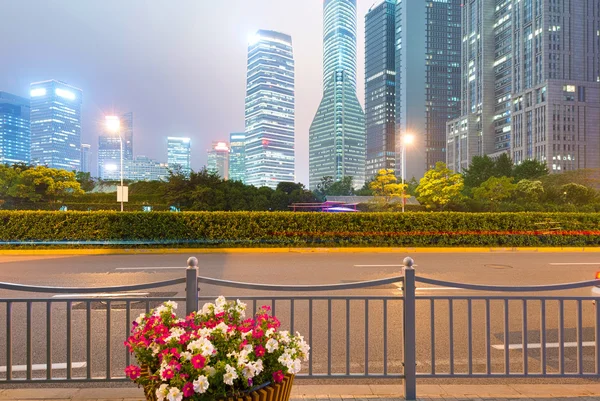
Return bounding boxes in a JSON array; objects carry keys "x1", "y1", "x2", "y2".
[{"x1": 143, "y1": 374, "x2": 295, "y2": 401}]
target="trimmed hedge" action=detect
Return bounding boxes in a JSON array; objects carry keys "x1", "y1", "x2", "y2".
[{"x1": 1, "y1": 211, "x2": 600, "y2": 248}]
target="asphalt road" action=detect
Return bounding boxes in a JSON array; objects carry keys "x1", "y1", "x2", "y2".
[{"x1": 1, "y1": 251, "x2": 600, "y2": 387}]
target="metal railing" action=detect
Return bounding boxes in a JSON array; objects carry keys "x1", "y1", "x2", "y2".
[{"x1": 1, "y1": 256, "x2": 600, "y2": 401}]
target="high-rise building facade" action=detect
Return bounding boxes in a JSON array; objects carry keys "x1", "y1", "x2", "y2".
[
  {"x1": 167, "y1": 137, "x2": 191, "y2": 176},
  {"x1": 395, "y1": 0, "x2": 462, "y2": 179},
  {"x1": 207, "y1": 141, "x2": 229, "y2": 179},
  {"x1": 228, "y1": 132, "x2": 245, "y2": 182},
  {"x1": 80, "y1": 143, "x2": 91, "y2": 173},
  {"x1": 245, "y1": 30, "x2": 295, "y2": 189},
  {"x1": 0, "y1": 92, "x2": 30, "y2": 166},
  {"x1": 98, "y1": 112, "x2": 133, "y2": 180},
  {"x1": 448, "y1": 0, "x2": 600, "y2": 174},
  {"x1": 365, "y1": 0, "x2": 396, "y2": 182},
  {"x1": 309, "y1": 0, "x2": 365, "y2": 190},
  {"x1": 30, "y1": 80, "x2": 82, "y2": 171}
]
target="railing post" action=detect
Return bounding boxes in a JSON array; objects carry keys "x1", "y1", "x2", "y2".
[
  {"x1": 186, "y1": 257, "x2": 199, "y2": 316},
  {"x1": 402, "y1": 256, "x2": 416, "y2": 401}
]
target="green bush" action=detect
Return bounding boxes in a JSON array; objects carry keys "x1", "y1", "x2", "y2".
[{"x1": 1, "y1": 211, "x2": 600, "y2": 248}]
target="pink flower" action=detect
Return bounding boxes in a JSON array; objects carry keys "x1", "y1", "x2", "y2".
[
  {"x1": 272, "y1": 370, "x2": 284, "y2": 383},
  {"x1": 182, "y1": 382, "x2": 195, "y2": 397},
  {"x1": 254, "y1": 345, "x2": 265, "y2": 357},
  {"x1": 124, "y1": 365, "x2": 141, "y2": 380},
  {"x1": 162, "y1": 368, "x2": 174, "y2": 380},
  {"x1": 191, "y1": 354, "x2": 206, "y2": 370},
  {"x1": 239, "y1": 339, "x2": 248, "y2": 350},
  {"x1": 252, "y1": 329, "x2": 264, "y2": 339}
]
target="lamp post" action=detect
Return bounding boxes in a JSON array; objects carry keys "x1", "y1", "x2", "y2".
[
  {"x1": 105, "y1": 116, "x2": 123, "y2": 212},
  {"x1": 401, "y1": 133, "x2": 415, "y2": 213}
]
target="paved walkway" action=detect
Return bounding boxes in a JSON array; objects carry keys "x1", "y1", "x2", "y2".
[{"x1": 1, "y1": 384, "x2": 600, "y2": 400}]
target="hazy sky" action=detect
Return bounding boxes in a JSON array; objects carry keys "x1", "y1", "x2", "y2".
[{"x1": 0, "y1": 0, "x2": 375, "y2": 185}]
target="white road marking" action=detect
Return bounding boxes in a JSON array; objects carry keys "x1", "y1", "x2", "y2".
[
  {"x1": 52, "y1": 292, "x2": 149, "y2": 298},
  {"x1": 492, "y1": 341, "x2": 596, "y2": 350},
  {"x1": 355, "y1": 264, "x2": 418, "y2": 267},
  {"x1": 396, "y1": 287, "x2": 464, "y2": 291},
  {"x1": 116, "y1": 267, "x2": 184, "y2": 271},
  {"x1": 0, "y1": 362, "x2": 86, "y2": 373},
  {"x1": 549, "y1": 263, "x2": 600, "y2": 265}
]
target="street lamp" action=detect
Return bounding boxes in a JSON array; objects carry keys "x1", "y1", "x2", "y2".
[
  {"x1": 401, "y1": 133, "x2": 415, "y2": 213},
  {"x1": 105, "y1": 116, "x2": 124, "y2": 212}
]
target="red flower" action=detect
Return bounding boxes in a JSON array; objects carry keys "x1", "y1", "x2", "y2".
[
  {"x1": 191, "y1": 354, "x2": 206, "y2": 369},
  {"x1": 252, "y1": 329, "x2": 264, "y2": 339},
  {"x1": 161, "y1": 368, "x2": 174, "y2": 380},
  {"x1": 272, "y1": 370, "x2": 284, "y2": 383},
  {"x1": 182, "y1": 382, "x2": 195, "y2": 397},
  {"x1": 239, "y1": 339, "x2": 248, "y2": 350},
  {"x1": 255, "y1": 345, "x2": 265, "y2": 357},
  {"x1": 124, "y1": 365, "x2": 141, "y2": 380}
]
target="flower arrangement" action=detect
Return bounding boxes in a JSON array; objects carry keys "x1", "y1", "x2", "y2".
[{"x1": 124, "y1": 297, "x2": 310, "y2": 401}]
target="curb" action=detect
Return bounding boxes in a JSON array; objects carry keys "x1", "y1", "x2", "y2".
[{"x1": 0, "y1": 246, "x2": 598, "y2": 256}]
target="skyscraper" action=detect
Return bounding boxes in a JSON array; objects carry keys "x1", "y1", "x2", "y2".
[
  {"x1": 207, "y1": 141, "x2": 229, "y2": 179},
  {"x1": 167, "y1": 137, "x2": 191, "y2": 175},
  {"x1": 30, "y1": 80, "x2": 82, "y2": 171},
  {"x1": 80, "y1": 143, "x2": 91, "y2": 174},
  {"x1": 228, "y1": 132, "x2": 246, "y2": 182},
  {"x1": 0, "y1": 92, "x2": 30, "y2": 166},
  {"x1": 395, "y1": 0, "x2": 462, "y2": 179},
  {"x1": 309, "y1": 0, "x2": 365, "y2": 191},
  {"x1": 98, "y1": 112, "x2": 133, "y2": 180},
  {"x1": 245, "y1": 30, "x2": 295, "y2": 189},
  {"x1": 365, "y1": 0, "x2": 396, "y2": 182},
  {"x1": 447, "y1": 0, "x2": 600, "y2": 174}
]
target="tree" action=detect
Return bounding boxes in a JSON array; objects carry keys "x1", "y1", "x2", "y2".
[
  {"x1": 75, "y1": 171, "x2": 96, "y2": 192},
  {"x1": 493, "y1": 153, "x2": 514, "y2": 178},
  {"x1": 416, "y1": 162, "x2": 464, "y2": 210},
  {"x1": 462, "y1": 155, "x2": 496, "y2": 189},
  {"x1": 515, "y1": 179, "x2": 545, "y2": 203},
  {"x1": 513, "y1": 160, "x2": 549, "y2": 181},
  {"x1": 472, "y1": 176, "x2": 516, "y2": 204},
  {"x1": 561, "y1": 183, "x2": 597, "y2": 205},
  {"x1": 11, "y1": 166, "x2": 83, "y2": 202},
  {"x1": 368, "y1": 169, "x2": 407, "y2": 203}
]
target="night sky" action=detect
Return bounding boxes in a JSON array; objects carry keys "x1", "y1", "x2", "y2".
[{"x1": 0, "y1": 0, "x2": 376, "y2": 185}]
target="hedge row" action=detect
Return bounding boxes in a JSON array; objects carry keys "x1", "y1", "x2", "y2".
[{"x1": 1, "y1": 211, "x2": 600, "y2": 248}]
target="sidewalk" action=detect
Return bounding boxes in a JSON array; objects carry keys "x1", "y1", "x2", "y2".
[{"x1": 1, "y1": 384, "x2": 600, "y2": 401}]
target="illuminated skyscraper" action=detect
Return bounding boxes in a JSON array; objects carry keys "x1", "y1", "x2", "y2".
[
  {"x1": 207, "y1": 141, "x2": 229, "y2": 179},
  {"x1": 365, "y1": 0, "x2": 396, "y2": 181},
  {"x1": 80, "y1": 143, "x2": 91, "y2": 173},
  {"x1": 30, "y1": 80, "x2": 82, "y2": 171},
  {"x1": 98, "y1": 112, "x2": 133, "y2": 180},
  {"x1": 309, "y1": 0, "x2": 365, "y2": 190},
  {"x1": 167, "y1": 137, "x2": 191, "y2": 176},
  {"x1": 228, "y1": 132, "x2": 245, "y2": 182},
  {"x1": 245, "y1": 30, "x2": 295, "y2": 189},
  {"x1": 0, "y1": 92, "x2": 30, "y2": 166}
]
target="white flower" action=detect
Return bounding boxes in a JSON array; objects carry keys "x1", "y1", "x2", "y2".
[
  {"x1": 215, "y1": 322, "x2": 230, "y2": 335},
  {"x1": 166, "y1": 327, "x2": 185, "y2": 343},
  {"x1": 180, "y1": 351, "x2": 192, "y2": 361},
  {"x1": 167, "y1": 386, "x2": 183, "y2": 401},
  {"x1": 156, "y1": 384, "x2": 169, "y2": 401},
  {"x1": 242, "y1": 364, "x2": 256, "y2": 379},
  {"x1": 266, "y1": 338, "x2": 279, "y2": 353},
  {"x1": 278, "y1": 352, "x2": 292, "y2": 367},
  {"x1": 215, "y1": 296, "x2": 227, "y2": 308},
  {"x1": 279, "y1": 330, "x2": 291, "y2": 344},
  {"x1": 187, "y1": 337, "x2": 215, "y2": 358},
  {"x1": 154, "y1": 305, "x2": 168, "y2": 316},
  {"x1": 236, "y1": 299, "x2": 247, "y2": 317},
  {"x1": 253, "y1": 359, "x2": 264, "y2": 375},
  {"x1": 289, "y1": 358, "x2": 302, "y2": 374},
  {"x1": 193, "y1": 375, "x2": 209, "y2": 394},
  {"x1": 135, "y1": 313, "x2": 146, "y2": 325},
  {"x1": 204, "y1": 366, "x2": 217, "y2": 377},
  {"x1": 150, "y1": 343, "x2": 161, "y2": 356},
  {"x1": 223, "y1": 364, "x2": 238, "y2": 385},
  {"x1": 201, "y1": 303, "x2": 214, "y2": 315},
  {"x1": 197, "y1": 327, "x2": 213, "y2": 338},
  {"x1": 165, "y1": 300, "x2": 178, "y2": 310},
  {"x1": 265, "y1": 328, "x2": 275, "y2": 337}
]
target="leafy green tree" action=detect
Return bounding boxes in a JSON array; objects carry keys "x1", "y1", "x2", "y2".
[
  {"x1": 75, "y1": 171, "x2": 96, "y2": 192},
  {"x1": 416, "y1": 162, "x2": 464, "y2": 210},
  {"x1": 462, "y1": 155, "x2": 496, "y2": 189},
  {"x1": 355, "y1": 180, "x2": 373, "y2": 196},
  {"x1": 406, "y1": 177, "x2": 419, "y2": 196},
  {"x1": 369, "y1": 169, "x2": 407, "y2": 203},
  {"x1": 513, "y1": 160, "x2": 549, "y2": 181},
  {"x1": 327, "y1": 176, "x2": 355, "y2": 196},
  {"x1": 515, "y1": 179, "x2": 544, "y2": 203},
  {"x1": 561, "y1": 183, "x2": 597, "y2": 205},
  {"x1": 472, "y1": 176, "x2": 516, "y2": 204},
  {"x1": 493, "y1": 153, "x2": 514, "y2": 178},
  {"x1": 11, "y1": 166, "x2": 83, "y2": 202}
]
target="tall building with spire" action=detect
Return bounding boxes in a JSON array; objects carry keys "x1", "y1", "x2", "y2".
[
  {"x1": 244, "y1": 30, "x2": 295, "y2": 189},
  {"x1": 309, "y1": 0, "x2": 365, "y2": 190}
]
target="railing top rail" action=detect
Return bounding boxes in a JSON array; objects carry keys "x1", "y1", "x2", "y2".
[
  {"x1": 197, "y1": 275, "x2": 405, "y2": 291},
  {"x1": 415, "y1": 276, "x2": 600, "y2": 292},
  {"x1": 0, "y1": 278, "x2": 186, "y2": 294}
]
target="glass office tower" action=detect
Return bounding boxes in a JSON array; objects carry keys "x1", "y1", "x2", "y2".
[
  {"x1": 365, "y1": 0, "x2": 396, "y2": 181},
  {"x1": 228, "y1": 132, "x2": 245, "y2": 182},
  {"x1": 98, "y1": 112, "x2": 133, "y2": 180},
  {"x1": 309, "y1": 0, "x2": 365, "y2": 190},
  {"x1": 30, "y1": 80, "x2": 82, "y2": 171},
  {"x1": 207, "y1": 141, "x2": 230, "y2": 179},
  {"x1": 0, "y1": 92, "x2": 30, "y2": 166},
  {"x1": 245, "y1": 30, "x2": 295, "y2": 189},
  {"x1": 167, "y1": 137, "x2": 191, "y2": 176},
  {"x1": 80, "y1": 143, "x2": 91, "y2": 173}
]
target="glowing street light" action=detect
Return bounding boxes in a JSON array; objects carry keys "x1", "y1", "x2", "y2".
[
  {"x1": 105, "y1": 116, "x2": 125, "y2": 212},
  {"x1": 401, "y1": 133, "x2": 415, "y2": 213}
]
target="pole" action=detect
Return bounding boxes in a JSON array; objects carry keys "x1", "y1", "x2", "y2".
[
  {"x1": 119, "y1": 135, "x2": 123, "y2": 212},
  {"x1": 402, "y1": 142, "x2": 406, "y2": 213},
  {"x1": 402, "y1": 256, "x2": 416, "y2": 400},
  {"x1": 185, "y1": 257, "x2": 199, "y2": 316}
]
